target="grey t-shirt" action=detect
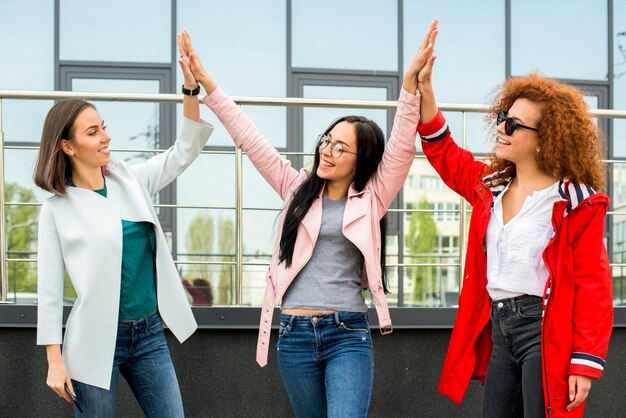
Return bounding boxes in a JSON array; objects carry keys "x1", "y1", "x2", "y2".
[{"x1": 281, "y1": 195, "x2": 367, "y2": 312}]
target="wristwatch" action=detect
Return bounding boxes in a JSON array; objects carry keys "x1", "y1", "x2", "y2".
[{"x1": 182, "y1": 84, "x2": 201, "y2": 96}]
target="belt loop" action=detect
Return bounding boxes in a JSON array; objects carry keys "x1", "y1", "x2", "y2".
[
  {"x1": 288, "y1": 315, "x2": 295, "y2": 327},
  {"x1": 334, "y1": 312, "x2": 341, "y2": 325}
]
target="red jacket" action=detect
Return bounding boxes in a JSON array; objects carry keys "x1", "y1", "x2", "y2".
[{"x1": 418, "y1": 111, "x2": 613, "y2": 417}]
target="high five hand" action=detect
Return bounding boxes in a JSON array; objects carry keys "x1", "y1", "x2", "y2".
[
  {"x1": 403, "y1": 18, "x2": 438, "y2": 93},
  {"x1": 181, "y1": 30, "x2": 218, "y2": 94},
  {"x1": 176, "y1": 29, "x2": 198, "y2": 89}
]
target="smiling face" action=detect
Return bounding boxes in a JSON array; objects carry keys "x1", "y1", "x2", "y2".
[
  {"x1": 494, "y1": 98, "x2": 542, "y2": 166},
  {"x1": 61, "y1": 107, "x2": 111, "y2": 173},
  {"x1": 316, "y1": 121, "x2": 358, "y2": 185}
]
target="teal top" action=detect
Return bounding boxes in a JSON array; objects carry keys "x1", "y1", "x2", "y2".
[{"x1": 68, "y1": 178, "x2": 157, "y2": 321}]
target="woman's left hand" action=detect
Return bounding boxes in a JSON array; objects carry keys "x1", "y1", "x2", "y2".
[
  {"x1": 567, "y1": 374, "x2": 592, "y2": 411},
  {"x1": 177, "y1": 29, "x2": 198, "y2": 90}
]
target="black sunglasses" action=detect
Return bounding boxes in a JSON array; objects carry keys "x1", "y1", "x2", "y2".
[{"x1": 497, "y1": 110, "x2": 539, "y2": 136}]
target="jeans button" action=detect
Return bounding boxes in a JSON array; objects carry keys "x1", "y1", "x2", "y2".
[
  {"x1": 497, "y1": 302, "x2": 504, "y2": 309},
  {"x1": 312, "y1": 317, "x2": 319, "y2": 323}
]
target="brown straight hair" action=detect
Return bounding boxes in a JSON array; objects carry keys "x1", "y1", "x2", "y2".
[{"x1": 34, "y1": 99, "x2": 96, "y2": 195}]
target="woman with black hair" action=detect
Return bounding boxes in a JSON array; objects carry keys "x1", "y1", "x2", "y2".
[{"x1": 180, "y1": 20, "x2": 437, "y2": 417}]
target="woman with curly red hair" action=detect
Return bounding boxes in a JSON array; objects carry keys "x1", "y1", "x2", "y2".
[{"x1": 416, "y1": 51, "x2": 613, "y2": 417}]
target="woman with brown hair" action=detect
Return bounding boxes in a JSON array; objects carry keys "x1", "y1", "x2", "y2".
[
  {"x1": 416, "y1": 51, "x2": 613, "y2": 417},
  {"x1": 34, "y1": 32, "x2": 213, "y2": 417}
]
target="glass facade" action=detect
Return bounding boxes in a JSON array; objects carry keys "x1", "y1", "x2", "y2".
[{"x1": 1, "y1": 0, "x2": 625, "y2": 319}]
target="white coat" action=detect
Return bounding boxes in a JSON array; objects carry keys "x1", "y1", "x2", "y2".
[{"x1": 37, "y1": 117, "x2": 214, "y2": 389}]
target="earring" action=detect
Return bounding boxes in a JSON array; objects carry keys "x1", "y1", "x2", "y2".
[{"x1": 536, "y1": 147, "x2": 540, "y2": 154}]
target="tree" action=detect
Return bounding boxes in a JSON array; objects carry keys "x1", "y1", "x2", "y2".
[
  {"x1": 4, "y1": 183, "x2": 38, "y2": 293},
  {"x1": 405, "y1": 198, "x2": 438, "y2": 305},
  {"x1": 216, "y1": 217, "x2": 235, "y2": 305},
  {"x1": 185, "y1": 213, "x2": 214, "y2": 280}
]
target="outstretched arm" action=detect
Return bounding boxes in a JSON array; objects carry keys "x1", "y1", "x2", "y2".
[
  {"x1": 369, "y1": 18, "x2": 438, "y2": 212},
  {"x1": 416, "y1": 28, "x2": 487, "y2": 203},
  {"x1": 182, "y1": 31, "x2": 301, "y2": 200},
  {"x1": 128, "y1": 31, "x2": 215, "y2": 195}
]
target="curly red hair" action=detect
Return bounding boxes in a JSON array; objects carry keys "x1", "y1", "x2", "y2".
[{"x1": 484, "y1": 74, "x2": 606, "y2": 191}]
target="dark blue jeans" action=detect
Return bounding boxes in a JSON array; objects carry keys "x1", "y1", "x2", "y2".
[
  {"x1": 71, "y1": 312, "x2": 184, "y2": 418},
  {"x1": 483, "y1": 295, "x2": 545, "y2": 418},
  {"x1": 277, "y1": 312, "x2": 374, "y2": 418}
]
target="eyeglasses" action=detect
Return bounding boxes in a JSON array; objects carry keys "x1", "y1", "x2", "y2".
[
  {"x1": 497, "y1": 110, "x2": 539, "y2": 136},
  {"x1": 318, "y1": 134, "x2": 357, "y2": 158}
]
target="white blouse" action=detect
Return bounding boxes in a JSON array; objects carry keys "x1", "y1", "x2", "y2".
[{"x1": 485, "y1": 180, "x2": 561, "y2": 301}]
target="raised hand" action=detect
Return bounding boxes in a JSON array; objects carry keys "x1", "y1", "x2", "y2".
[
  {"x1": 403, "y1": 18, "x2": 438, "y2": 93},
  {"x1": 176, "y1": 30, "x2": 197, "y2": 89},
  {"x1": 181, "y1": 29, "x2": 218, "y2": 94},
  {"x1": 418, "y1": 52, "x2": 437, "y2": 87}
]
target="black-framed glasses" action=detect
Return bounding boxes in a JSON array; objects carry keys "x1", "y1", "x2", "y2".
[
  {"x1": 497, "y1": 110, "x2": 539, "y2": 136},
  {"x1": 317, "y1": 134, "x2": 357, "y2": 158}
]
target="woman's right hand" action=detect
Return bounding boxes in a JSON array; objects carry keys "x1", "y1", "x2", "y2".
[
  {"x1": 46, "y1": 345, "x2": 75, "y2": 404},
  {"x1": 181, "y1": 30, "x2": 218, "y2": 95},
  {"x1": 403, "y1": 18, "x2": 438, "y2": 93}
]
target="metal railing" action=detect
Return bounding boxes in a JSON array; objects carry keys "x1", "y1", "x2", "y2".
[{"x1": 2, "y1": 90, "x2": 626, "y2": 305}]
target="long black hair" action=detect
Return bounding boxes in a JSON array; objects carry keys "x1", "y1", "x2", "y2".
[{"x1": 278, "y1": 116, "x2": 390, "y2": 293}]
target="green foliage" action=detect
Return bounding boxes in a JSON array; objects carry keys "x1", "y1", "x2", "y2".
[
  {"x1": 4, "y1": 183, "x2": 38, "y2": 293},
  {"x1": 185, "y1": 213, "x2": 215, "y2": 279},
  {"x1": 184, "y1": 213, "x2": 237, "y2": 305},
  {"x1": 217, "y1": 217, "x2": 235, "y2": 305},
  {"x1": 405, "y1": 198, "x2": 438, "y2": 305}
]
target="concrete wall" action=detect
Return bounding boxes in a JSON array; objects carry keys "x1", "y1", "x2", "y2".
[{"x1": 1, "y1": 327, "x2": 625, "y2": 417}]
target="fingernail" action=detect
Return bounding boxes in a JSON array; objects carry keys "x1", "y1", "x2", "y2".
[{"x1": 569, "y1": 395, "x2": 574, "y2": 401}]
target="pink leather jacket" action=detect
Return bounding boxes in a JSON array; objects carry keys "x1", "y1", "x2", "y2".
[{"x1": 203, "y1": 87, "x2": 420, "y2": 366}]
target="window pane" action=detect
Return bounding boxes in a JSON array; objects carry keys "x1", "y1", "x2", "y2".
[
  {"x1": 4, "y1": 149, "x2": 48, "y2": 201},
  {"x1": 403, "y1": 0, "x2": 504, "y2": 104},
  {"x1": 4, "y1": 149, "x2": 40, "y2": 305},
  {"x1": 437, "y1": 112, "x2": 494, "y2": 155},
  {"x1": 178, "y1": 0, "x2": 286, "y2": 97},
  {"x1": 404, "y1": 158, "x2": 463, "y2": 306},
  {"x1": 0, "y1": 1, "x2": 54, "y2": 142},
  {"x1": 403, "y1": 266, "x2": 460, "y2": 307},
  {"x1": 178, "y1": 0, "x2": 287, "y2": 148},
  {"x1": 60, "y1": 0, "x2": 171, "y2": 62},
  {"x1": 175, "y1": 209, "x2": 235, "y2": 306},
  {"x1": 176, "y1": 154, "x2": 236, "y2": 259},
  {"x1": 292, "y1": 0, "x2": 398, "y2": 71},
  {"x1": 511, "y1": 0, "x2": 607, "y2": 80},
  {"x1": 404, "y1": 0, "x2": 504, "y2": 157},
  {"x1": 613, "y1": 0, "x2": 626, "y2": 158},
  {"x1": 611, "y1": 211, "x2": 626, "y2": 306}
]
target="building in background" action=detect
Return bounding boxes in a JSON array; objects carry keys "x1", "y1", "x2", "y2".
[{"x1": 1, "y1": 0, "x2": 625, "y2": 311}]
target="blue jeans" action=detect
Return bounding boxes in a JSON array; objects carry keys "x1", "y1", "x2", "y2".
[
  {"x1": 277, "y1": 312, "x2": 374, "y2": 418},
  {"x1": 71, "y1": 312, "x2": 184, "y2": 418},
  {"x1": 483, "y1": 295, "x2": 545, "y2": 418}
]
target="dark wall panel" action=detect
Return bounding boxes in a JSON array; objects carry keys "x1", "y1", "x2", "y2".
[{"x1": 1, "y1": 328, "x2": 623, "y2": 417}]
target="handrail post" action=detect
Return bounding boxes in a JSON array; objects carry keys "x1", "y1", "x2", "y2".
[
  {"x1": 0, "y1": 98, "x2": 7, "y2": 302},
  {"x1": 235, "y1": 147, "x2": 244, "y2": 305}
]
